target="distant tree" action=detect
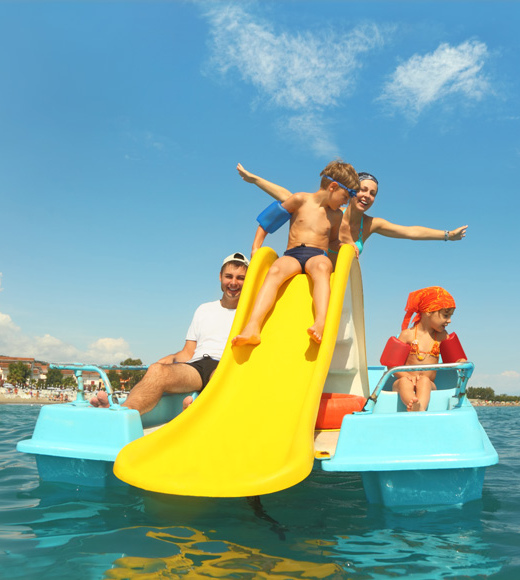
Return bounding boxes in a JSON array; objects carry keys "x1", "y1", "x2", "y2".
[
  {"x1": 7, "y1": 362, "x2": 31, "y2": 386},
  {"x1": 62, "y1": 375, "x2": 77, "y2": 388},
  {"x1": 107, "y1": 369, "x2": 121, "y2": 390},
  {"x1": 495, "y1": 393, "x2": 520, "y2": 403},
  {"x1": 120, "y1": 358, "x2": 143, "y2": 367},
  {"x1": 46, "y1": 368, "x2": 64, "y2": 388},
  {"x1": 119, "y1": 358, "x2": 145, "y2": 389},
  {"x1": 467, "y1": 386, "x2": 496, "y2": 400}
]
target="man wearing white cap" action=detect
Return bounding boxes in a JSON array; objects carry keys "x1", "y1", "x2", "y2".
[{"x1": 90, "y1": 252, "x2": 249, "y2": 413}]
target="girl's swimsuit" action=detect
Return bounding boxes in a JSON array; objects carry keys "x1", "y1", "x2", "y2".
[{"x1": 410, "y1": 325, "x2": 440, "y2": 361}]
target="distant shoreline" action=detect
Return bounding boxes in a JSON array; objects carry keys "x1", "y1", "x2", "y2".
[
  {"x1": 0, "y1": 393, "x2": 94, "y2": 406},
  {"x1": 469, "y1": 399, "x2": 520, "y2": 407},
  {"x1": 1, "y1": 393, "x2": 518, "y2": 407}
]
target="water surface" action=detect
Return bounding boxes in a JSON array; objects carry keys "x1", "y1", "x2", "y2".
[{"x1": 1, "y1": 405, "x2": 518, "y2": 579}]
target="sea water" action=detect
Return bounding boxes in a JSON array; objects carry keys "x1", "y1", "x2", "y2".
[{"x1": 0, "y1": 404, "x2": 519, "y2": 580}]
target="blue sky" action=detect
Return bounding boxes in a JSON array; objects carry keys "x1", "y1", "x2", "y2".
[{"x1": 1, "y1": 1, "x2": 519, "y2": 394}]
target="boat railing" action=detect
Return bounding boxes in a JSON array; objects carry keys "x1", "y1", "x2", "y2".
[
  {"x1": 363, "y1": 361, "x2": 474, "y2": 413},
  {"x1": 50, "y1": 363, "x2": 148, "y2": 407}
]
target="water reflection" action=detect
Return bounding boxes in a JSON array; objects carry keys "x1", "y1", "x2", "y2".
[{"x1": 105, "y1": 527, "x2": 344, "y2": 579}]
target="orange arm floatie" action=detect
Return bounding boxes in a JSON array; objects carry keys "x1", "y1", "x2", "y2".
[{"x1": 380, "y1": 337, "x2": 411, "y2": 367}]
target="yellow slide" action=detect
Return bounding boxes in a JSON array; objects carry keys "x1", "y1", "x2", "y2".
[{"x1": 114, "y1": 245, "x2": 356, "y2": 497}]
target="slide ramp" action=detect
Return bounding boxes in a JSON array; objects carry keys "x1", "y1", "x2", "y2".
[{"x1": 114, "y1": 245, "x2": 356, "y2": 497}]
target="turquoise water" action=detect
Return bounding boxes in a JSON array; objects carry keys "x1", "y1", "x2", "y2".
[{"x1": 1, "y1": 405, "x2": 519, "y2": 579}]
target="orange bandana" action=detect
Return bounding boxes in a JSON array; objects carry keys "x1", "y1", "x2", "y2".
[{"x1": 402, "y1": 286, "x2": 456, "y2": 330}]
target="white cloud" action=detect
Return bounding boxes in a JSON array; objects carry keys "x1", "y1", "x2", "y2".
[
  {"x1": 501, "y1": 370, "x2": 520, "y2": 379},
  {"x1": 0, "y1": 310, "x2": 133, "y2": 365},
  {"x1": 85, "y1": 338, "x2": 133, "y2": 366},
  {"x1": 281, "y1": 113, "x2": 338, "y2": 158},
  {"x1": 202, "y1": 2, "x2": 385, "y2": 153},
  {"x1": 0, "y1": 311, "x2": 19, "y2": 329},
  {"x1": 380, "y1": 40, "x2": 491, "y2": 118}
]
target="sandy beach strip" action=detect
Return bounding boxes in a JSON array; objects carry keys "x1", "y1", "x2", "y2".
[
  {"x1": 1, "y1": 392, "x2": 517, "y2": 407},
  {"x1": 0, "y1": 393, "x2": 94, "y2": 405}
]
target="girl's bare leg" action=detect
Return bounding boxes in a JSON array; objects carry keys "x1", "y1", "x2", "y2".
[
  {"x1": 393, "y1": 376, "x2": 422, "y2": 411},
  {"x1": 407, "y1": 397, "x2": 422, "y2": 412},
  {"x1": 414, "y1": 376, "x2": 436, "y2": 411},
  {"x1": 305, "y1": 255, "x2": 333, "y2": 343},
  {"x1": 232, "y1": 256, "x2": 301, "y2": 346}
]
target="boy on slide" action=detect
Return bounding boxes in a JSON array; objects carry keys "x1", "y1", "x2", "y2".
[
  {"x1": 232, "y1": 160, "x2": 359, "y2": 347},
  {"x1": 388, "y1": 286, "x2": 467, "y2": 411}
]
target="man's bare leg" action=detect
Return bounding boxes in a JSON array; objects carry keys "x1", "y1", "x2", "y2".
[
  {"x1": 90, "y1": 362, "x2": 203, "y2": 415},
  {"x1": 181, "y1": 368, "x2": 218, "y2": 411},
  {"x1": 182, "y1": 395, "x2": 194, "y2": 410}
]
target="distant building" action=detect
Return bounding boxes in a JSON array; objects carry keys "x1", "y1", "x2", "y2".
[
  {"x1": 0, "y1": 355, "x2": 103, "y2": 388},
  {"x1": 0, "y1": 356, "x2": 47, "y2": 384}
]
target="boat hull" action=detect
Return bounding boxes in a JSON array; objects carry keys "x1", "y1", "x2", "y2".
[
  {"x1": 318, "y1": 386, "x2": 498, "y2": 506},
  {"x1": 361, "y1": 466, "x2": 486, "y2": 507}
]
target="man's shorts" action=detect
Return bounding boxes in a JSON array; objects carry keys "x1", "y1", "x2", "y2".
[{"x1": 185, "y1": 355, "x2": 219, "y2": 390}]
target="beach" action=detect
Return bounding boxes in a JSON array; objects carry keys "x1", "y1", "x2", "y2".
[
  {"x1": 0, "y1": 394, "x2": 61, "y2": 405},
  {"x1": 0, "y1": 390, "x2": 91, "y2": 405},
  {"x1": 1, "y1": 390, "x2": 517, "y2": 407}
]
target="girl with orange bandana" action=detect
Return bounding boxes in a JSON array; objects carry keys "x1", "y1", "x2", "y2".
[{"x1": 391, "y1": 287, "x2": 466, "y2": 412}]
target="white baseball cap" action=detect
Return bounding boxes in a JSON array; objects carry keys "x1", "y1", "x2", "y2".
[{"x1": 222, "y1": 252, "x2": 250, "y2": 267}]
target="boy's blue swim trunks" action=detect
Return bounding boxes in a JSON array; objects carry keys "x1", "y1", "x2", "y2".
[{"x1": 284, "y1": 245, "x2": 327, "y2": 274}]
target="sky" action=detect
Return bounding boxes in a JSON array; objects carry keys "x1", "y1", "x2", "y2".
[{"x1": 1, "y1": 1, "x2": 519, "y2": 394}]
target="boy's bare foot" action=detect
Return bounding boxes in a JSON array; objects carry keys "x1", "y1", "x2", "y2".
[
  {"x1": 182, "y1": 395, "x2": 193, "y2": 410},
  {"x1": 232, "y1": 333, "x2": 262, "y2": 347},
  {"x1": 90, "y1": 391, "x2": 110, "y2": 408},
  {"x1": 407, "y1": 397, "x2": 423, "y2": 412},
  {"x1": 307, "y1": 323, "x2": 324, "y2": 344},
  {"x1": 232, "y1": 323, "x2": 262, "y2": 346}
]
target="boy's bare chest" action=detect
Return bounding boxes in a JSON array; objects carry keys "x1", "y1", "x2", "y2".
[{"x1": 293, "y1": 205, "x2": 335, "y2": 230}]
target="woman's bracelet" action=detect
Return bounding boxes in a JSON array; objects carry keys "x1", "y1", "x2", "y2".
[{"x1": 444, "y1": 230, "x2": 450, "y2": 241}]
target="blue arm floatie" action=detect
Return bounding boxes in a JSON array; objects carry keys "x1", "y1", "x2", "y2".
[{"x1": 256, "y1": 201, "x2": 291, "y2": 234}]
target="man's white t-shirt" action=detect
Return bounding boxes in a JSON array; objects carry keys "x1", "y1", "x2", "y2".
[{"x1": 185, "y1": 300, "x2": 236, "y2": 363}]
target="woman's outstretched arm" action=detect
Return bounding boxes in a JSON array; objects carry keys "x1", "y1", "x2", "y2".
[{"x1": 370, "y1": 218, "x2": 468, "y2": 241}]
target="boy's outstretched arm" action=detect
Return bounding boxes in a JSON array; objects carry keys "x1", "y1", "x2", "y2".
[
  {"x1": 237, "y1": 163, "x2": 292, "y2": 202},
  {"x1": 251, "y1": 226, "x2": 268, "y2": 256}
]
